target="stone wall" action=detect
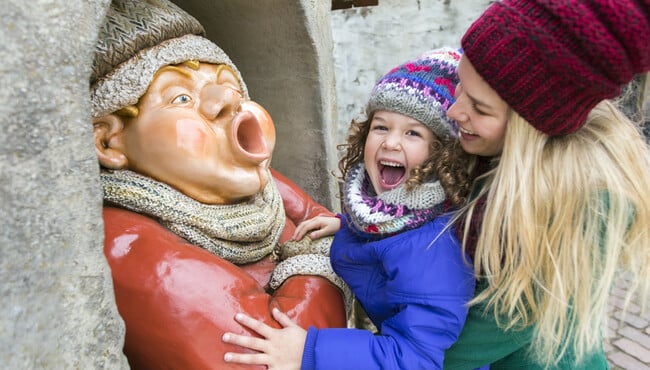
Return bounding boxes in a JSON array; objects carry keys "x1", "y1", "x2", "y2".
[{"x1": 0, "y1": 0, "x2": 128, "y2": 368}]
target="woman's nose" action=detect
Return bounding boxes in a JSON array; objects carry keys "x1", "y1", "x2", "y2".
[
  {"x1": 199, "y1": 85, "x2": 242, "y2": 121},
  {"x1": 446, "y1": 99, "x2": 466, "y2": 123}
]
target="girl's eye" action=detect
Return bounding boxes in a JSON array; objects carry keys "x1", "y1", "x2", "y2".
[
  {"x1": 406, "y1": 130, "x2": 422, "y2": 137},
  {"x1": 371, "y1": 124, "x2": 388, "y2": 131},
  {"x1": 172, "y1": 94, "x2": 192, "y2": 105}
]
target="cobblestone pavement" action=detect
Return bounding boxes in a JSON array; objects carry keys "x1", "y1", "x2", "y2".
[{"x1": 605, "y1": 274, "x2": 650, "y2": 369}]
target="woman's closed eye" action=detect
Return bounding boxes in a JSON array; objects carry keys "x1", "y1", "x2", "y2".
[{"x1": 471, "y1": 102, "x2": 487, "y2": 115}]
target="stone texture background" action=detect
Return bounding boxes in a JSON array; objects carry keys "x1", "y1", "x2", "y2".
[
  {"x1": 0, "y1": 0, "x2": 128, "y2": 368},
  {"x1": 605, "y1": 275, "x2": 650, "y2": 369}
]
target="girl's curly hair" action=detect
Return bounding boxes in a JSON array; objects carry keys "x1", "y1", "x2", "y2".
[{"x1": 337, "y1": 114, "x2": 474, "y2": 206}]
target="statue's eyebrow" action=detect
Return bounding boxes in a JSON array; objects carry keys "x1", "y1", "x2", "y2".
[
  {"x1": 154, "y1": 65, "x2": 192, "y2": 80},
  {"x1": 215, "y1": 65, "x2": 236, "y2": 81}
]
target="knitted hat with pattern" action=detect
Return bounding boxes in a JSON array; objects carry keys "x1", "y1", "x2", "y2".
[
  {"x1": 367, "y1": 47, "x2": 462, "y2": 140},
  {"x1": 462, "y1": 0, "x2": 650, "y2": 137},
  {"x1": 90, "y1": 0, "x2": 248, "y2": 118}
]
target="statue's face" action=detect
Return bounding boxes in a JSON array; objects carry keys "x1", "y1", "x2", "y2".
[{"x1": 122, "y1": 63, "x2": 275, "y2": 204}]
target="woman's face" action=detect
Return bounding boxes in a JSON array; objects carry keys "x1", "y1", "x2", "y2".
[
  {"x1": 446, "y1": 55, "x2": 509, "y2": 157},
  {"x1": 363, "y1": 110, "x2": 434, "y2": 194}
]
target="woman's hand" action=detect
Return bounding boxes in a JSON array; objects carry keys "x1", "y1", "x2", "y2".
[
  {"x1": 292, "y1": 215, "x2": 341, "y2": 241},
  {"x1": 223, "y1": 308, "x2": 307, "y2": 370}
]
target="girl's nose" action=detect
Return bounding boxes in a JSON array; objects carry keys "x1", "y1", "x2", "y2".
[
  {"x1": 382, "y1": 132, "x2": 402, "y2": 150},
  {"x1": 199, "y1": 85, "x2": 242, "y2": 121}
]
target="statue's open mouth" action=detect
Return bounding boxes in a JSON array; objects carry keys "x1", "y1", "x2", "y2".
[{"x1": 231, "y1": 101, "x2": 275, "y2": 164}]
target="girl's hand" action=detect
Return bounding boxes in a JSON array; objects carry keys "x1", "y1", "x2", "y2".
[
  {"x1": 223, "y1": 308, "x2": 307, "y2": 370},
  {"x1": 292, "y1": 215, "x2": 341, "y2": 241}
]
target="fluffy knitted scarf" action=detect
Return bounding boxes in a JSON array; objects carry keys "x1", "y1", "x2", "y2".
[
  {"x1": 343, "y1": 163, "x2": 450, "y2": 238},
  {"x1": 101, "y1": 169, "x2": 285, "y2": 264}
]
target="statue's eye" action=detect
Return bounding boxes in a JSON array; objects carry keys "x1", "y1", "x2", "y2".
[{"x1": 172, "y1": 94, "x2": 191, "y2": 104}]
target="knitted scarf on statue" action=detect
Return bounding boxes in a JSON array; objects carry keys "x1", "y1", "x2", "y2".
[
  {"x1": 343, "y1": 162, "x2": 450, "y2": 238},
  {"x1": 101, "y1": 169, "x2": 285, "y2": 264}
]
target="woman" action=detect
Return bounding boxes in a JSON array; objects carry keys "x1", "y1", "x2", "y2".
[{"x1": 442, "y1": 0, "x2": 650, "y2": 369}]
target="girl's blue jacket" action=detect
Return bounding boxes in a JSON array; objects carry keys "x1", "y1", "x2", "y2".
[{"x1": 301, "y1": 213, "x2": 475, "y2": 369}]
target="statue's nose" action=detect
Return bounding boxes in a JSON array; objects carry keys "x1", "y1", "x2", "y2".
[
  {"x1": 198, "y1": 85, "x2": 242, "y2": 122},
  {"x1": 231, "y1": 101, "x2": 276, "y2": 164}
]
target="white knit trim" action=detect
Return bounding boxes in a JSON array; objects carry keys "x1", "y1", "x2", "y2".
[
  {"x1": 269, "y1": 254, "x2": 353, "y2": 318},
  {"x1": 91, "y1": 34, "x2": 249, "y2": 117}
]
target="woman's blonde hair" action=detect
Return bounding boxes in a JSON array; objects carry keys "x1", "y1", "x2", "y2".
[
  {"x1": 462, "y1": 100, "x2": 650, "y2": 366},
  {"x1": 337, "y1": 114, "x2": 474, "y2": 206}
]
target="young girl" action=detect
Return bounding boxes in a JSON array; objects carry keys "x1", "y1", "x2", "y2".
[
  {"x1": 441, "y1": 0, "x2": 650, "y2": 369},
  {"x1": 222, "y1": 47, "x2": 478, "y2": 369}
]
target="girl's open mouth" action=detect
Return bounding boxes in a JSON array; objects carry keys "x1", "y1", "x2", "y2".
[{"x1": 379, "y1": 160, "x2": 405, "y2": 189}]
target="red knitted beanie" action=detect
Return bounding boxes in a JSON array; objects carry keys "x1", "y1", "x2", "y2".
[{"x1": 461, "y1": 0, "x2": 650, "y2": 136}]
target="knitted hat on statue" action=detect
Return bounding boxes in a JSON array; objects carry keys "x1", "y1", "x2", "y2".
[
  {"x1": 366, "y1": 47, "x2": 462, "y2": 140},
  {"x1": 90, "y1": 0, "x2": 248, "y2": 118},
  {"x1": 462, "y1": 0, "x2": 650, "y2": 137}
]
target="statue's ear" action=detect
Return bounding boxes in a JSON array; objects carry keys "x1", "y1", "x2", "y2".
[{"x1": 92, "y1": 114, "x2": 128, "y2": 169}]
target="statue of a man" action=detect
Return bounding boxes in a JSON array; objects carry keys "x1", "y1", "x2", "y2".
[{"x1": 90, "y1": 1, "x2": 348, "y2": 368}]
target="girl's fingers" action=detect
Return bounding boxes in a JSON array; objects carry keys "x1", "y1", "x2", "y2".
[
  {"x1": 272, "y1": 308, "x2": 297, "y2": 328},
  {"x1": 292, "y1": 227, "x2": 307, "y2": 241},
  {"x1": 233, "y1": 313, "x2": 274, "y2": 337},
  {"x1": 222, "y1": 332, "x2": 267, "y2": 352},
  {"x1": 223, "y1": 351, "x2": 267, "y2": 365},
  {"x1": 293, "y1": 221, "x2": 315, "y2": 240}
]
